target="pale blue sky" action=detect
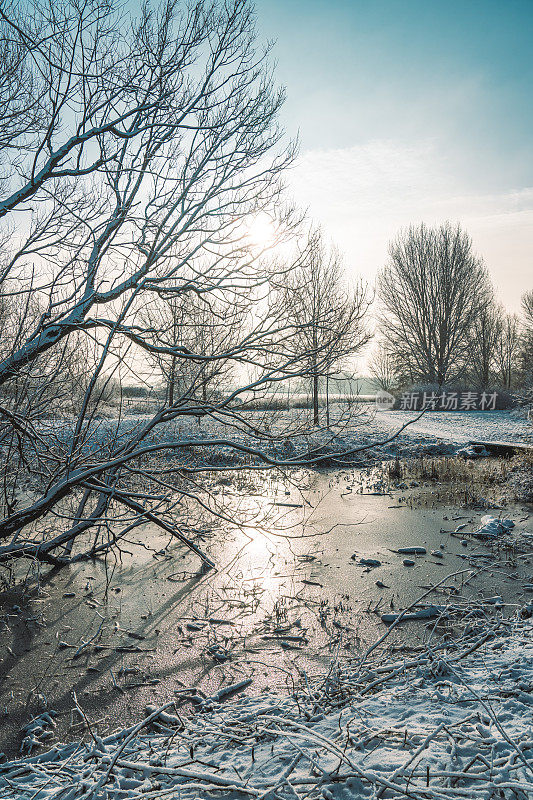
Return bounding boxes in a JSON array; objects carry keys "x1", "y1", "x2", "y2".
[{"x1": 255, "y1": 0, "x2": 533, "y2": 311}]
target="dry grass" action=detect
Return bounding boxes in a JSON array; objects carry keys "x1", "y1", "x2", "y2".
[
  {"x1": 391, "y1": 452, "x2": 528, "y2": 482},
  {"x1": 385, "y1": 452, "x2": 533, "y2": 504}
]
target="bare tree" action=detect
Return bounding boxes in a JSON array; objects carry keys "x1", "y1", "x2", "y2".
[
  {"x1": 495, "y1": 313, "x2": 520, "y2": 390},
  {"x1": 468, "y1": 299, "x2": 502, "y2": 389},
  {"x1": 378, "y1": 222, "x2": 491, "y2": 387},
  {"x1": 518, "y1": 290, "x2": 533, "y2": 389},
  {"x1": 0, "y1": 0, "x2": 306, "y2": 567},
  {"x1": 522, "y1": 290, "x2": 533, "y2": 329},
  {"x1": 139, "y1": 291, "x2": 246, "y2": 405},
  {"x1": 277, "y1": 230, "x2": 371, "y2": 425},
  {"x1": 0, "y1": 0, "x2": 294, "y2": 382},
  {"x1": 369, "y1": 342, "x2": 399, "y2": 393}
]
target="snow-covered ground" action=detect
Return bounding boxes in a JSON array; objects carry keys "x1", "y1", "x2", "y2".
[
  {"x1": 370, "y1": 408, "x2": 532, "y2": 446},
  {"x1": 246, "y1": 406, "x2": 533, "y2": 463},
  {"x1": 31, "y1": 406, "x2": 532, "y2": 471},
  {"x1": 2, "y1": 616, "x2": 532, "y2": 799},
  {"x1": 163, "y1": 407, "x2": 533, "y2": 460}
]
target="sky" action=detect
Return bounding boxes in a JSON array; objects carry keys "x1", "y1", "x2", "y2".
[{"x1": 255, "y1": 0, "x2": 533, "y2": 314}]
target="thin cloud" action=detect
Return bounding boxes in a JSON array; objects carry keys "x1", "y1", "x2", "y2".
[{"x1": 288, "y1": 140, "x2": 533, "y2": 312}]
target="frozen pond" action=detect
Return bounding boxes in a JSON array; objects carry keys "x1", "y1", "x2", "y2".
[{"x1": 0, "y1": 467, "x2": 531, "y2": 756}]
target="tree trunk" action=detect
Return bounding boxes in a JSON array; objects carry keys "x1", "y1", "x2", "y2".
[
  {"x1": 311, "y1": 319, "x2": 319, "y2": 426},
  {"x1": 326, "y1": 373, "x2": 330, "y2": 427},
  {"x1": 313, "y1": 371, "x2": 319, "y2": 426},
  {"x1": 168, "y1": 355, "x2": 176, "y2": 407}
]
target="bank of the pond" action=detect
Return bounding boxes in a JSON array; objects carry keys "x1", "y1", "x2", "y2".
[
  {"x1": 1, "y1": 615, "x2": 532, "y2": 799},
  {"x1": 1, "y1": 468, "x2": 531, "y2": 759}
]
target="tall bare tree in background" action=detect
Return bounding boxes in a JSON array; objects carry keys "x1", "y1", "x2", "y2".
[
  {"x1": 0, "y1": 0, "x2": 315, "y2": 568},
  {"x1": 369, "y1": 342, "x2": 399, "y2": 392},
  {"x1": 523, "y1": 290, "x2": 533, "y2": 329},
  {"x1": 495, "y1": 313, "x2": 520, "y2": 390},
  {"x1": 519, "y1": 289, "x2": 533, "y2": 387},
  {"x1": 139, "y1": 292, "x2": 246, "y2": 405},
  {"x1": 277, "y1": 230, "x2": 371, "y2": 425},
  {"x1": 468, "y1": 299, "x2": 502, "y2": 389},
  {"x1": 378, "y1": 222, "x2": 491, "y2": 387}
]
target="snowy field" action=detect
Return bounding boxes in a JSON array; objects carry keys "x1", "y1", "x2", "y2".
[
  {"x1": 369, "y1": 408, "x2": 532, "y2": 446},
  {"x1": 2, "y1": 615, "x2": 532, "y2": 799},
  {"x1": 157, "y1": 406, "x2": 533, "y2": 464},
  {"x1": 164, "y1": 406, "x2": 533, "y2": 455},
  {"x1": 35, "y1": 407, "x2": 532, "y2": 468}
]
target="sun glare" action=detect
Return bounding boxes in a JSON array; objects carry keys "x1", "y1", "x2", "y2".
[{"x1": 245, "y1": 214, "x2": 277, "y2": 251}]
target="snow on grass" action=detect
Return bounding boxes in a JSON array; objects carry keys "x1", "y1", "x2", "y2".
[
  {"x1": 30, "y1": 406, "x2": 531, "y2": 471},
  {"x1": 371, "y1": 408, "x2": 532, "y2": 447},
  {"x1": 145, "y1": 406, "x2": 533, "y2": 464},
  {"x1": 2, "y1": 614, "x2": 532, "y2": 799}
]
